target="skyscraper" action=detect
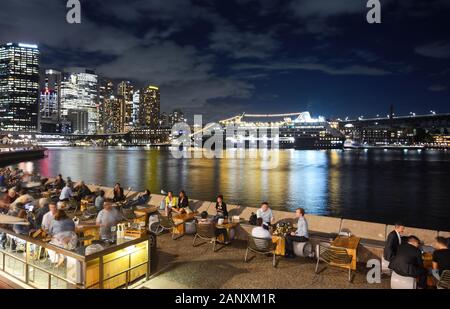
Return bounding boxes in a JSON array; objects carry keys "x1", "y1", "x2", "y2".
[
  {"x1": 0, "y1": 43, "x2": 40, "y2": 131},
  {"x1": 117, "y1": 81, "x2": 134, "y2": 130},
  {"x1": 139, "y1": 85, "x2": 160, "y2": 128},
  {"x1": 40, "y1": 69, "x2": 62, "y2": 132},
  {"x1": 132, "y1": 90, "x2": 140, "y2": 126},
  {"x1": 103, "y1": 95, "x2": 126, "y2": 133},
  {"x1": 60, "y1": 67, "x2": 98, "y2": 134},
  {"x1": 98, "y1": 78, "x2": 115, "y2": 134}
]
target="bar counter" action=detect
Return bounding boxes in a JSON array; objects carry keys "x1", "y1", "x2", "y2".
[{"x1": 0, "y1": 226, "x2": 155, "y2": 289}]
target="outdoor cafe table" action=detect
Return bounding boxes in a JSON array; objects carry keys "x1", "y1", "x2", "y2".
[
  {"x1": 172, "y1": 211, "x2": 198, "y2": 236},
  {"x1": 216, "y1": 221, "x2": 239, "y2": 242},
  {"x1": 272, "y1": 235, "x2": 286, "y2": 256},
  {"x1": 331, "y1": 235, "x2": 361, "y2": 270}
]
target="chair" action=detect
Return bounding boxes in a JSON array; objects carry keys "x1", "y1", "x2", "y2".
[
  {"x1": 149, "y1": 214, "x2": 182, "y2": 240},
  {"x1": 315, "y1": 242, "x2": 353, "y2": 282},
  {"x1": 244, "y1": 235, "x2": 277, "y2": 267},
  {"x1": 437, "y1": 270, "x2": 450, "y2": 289},
  {"x1": 391, "y1": 271, "x2": 417, "y2": 289},
  {"x1": 293, "y1": 242, "x2": 313, "y2": 257},
  {"x1": 193, "y1": 223, "x2": 221, "y2": 252}
]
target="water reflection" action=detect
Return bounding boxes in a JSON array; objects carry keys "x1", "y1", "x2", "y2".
[{"x1": 9, "y1": 147, "x2": 450, "y2": 230}]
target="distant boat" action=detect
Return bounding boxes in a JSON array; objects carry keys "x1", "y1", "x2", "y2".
[{"x1": 343, "y1": 139, "x2": 361, "y2": 149}]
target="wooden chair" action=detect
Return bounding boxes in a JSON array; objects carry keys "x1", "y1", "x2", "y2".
[
  {"x1": 315, "y1": 242, "x2": 353, "y2": 282},
  {"x1": 193, "y1": 223, "x2": 220, "y2": 252},
  {"x1": 245, "y1": 235, "x2": 277, "y2": 267},
  {"x1": 437, "y1": 270, "x2": 450, "y2": 289}
]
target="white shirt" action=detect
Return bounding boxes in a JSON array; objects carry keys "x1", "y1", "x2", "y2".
[
  {"x1": 256, "y1": 208, "x2": 273, "y2": 224},
  {"x1": 295, "y1": 217, "x2": 309, "y2": 238},
  {"x1": 396, "y1": 231, "x2": 402, "y2": 244},
  {"x1": 42, "y1": 211, "x2": 55, "y2": 231},
  {"x1": 251, "y1": 226, "x2": 272, "y2": 239},
  {"x1": 59, "y1": 186, "x2": 73, "y2": 200}
]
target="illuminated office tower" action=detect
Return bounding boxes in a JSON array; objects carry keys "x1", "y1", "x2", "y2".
[
  {"x1": 139, "y1": 85, "x2": 160, "y2": 128},
  {"x1": 0, "y1": 43, "x2": 39, "y2": 131},
  {"x1": 98, "y1": 78, "x2": 115, "y2": 133},
  {"x1": 60, "y1": 67, "x2": 98, "y2": 134},
  {"x1": 117, "y1": 81, "x2": 134, "y2": 130},
  {"x1": 39, "y1": 69, "x2": 62, "y2": 132},
  {"x1": 132, "y1": 90, "x2": 140, "y2": 126},
  {"x1": 169, "y1": 109, "x2": 185, "y2": 126},
  {"x1": 103, "y1": 95, "x2": 126, "y2": 133}
]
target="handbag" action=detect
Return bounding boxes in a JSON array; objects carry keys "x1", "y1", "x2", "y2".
[{"x1": 249, "y1": 212, "x2": 257, "y2": 225}]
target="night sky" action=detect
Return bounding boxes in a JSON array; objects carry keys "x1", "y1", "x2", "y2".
[{"x1": 1, "y1": 0, "x2": 449, "y2": 121}]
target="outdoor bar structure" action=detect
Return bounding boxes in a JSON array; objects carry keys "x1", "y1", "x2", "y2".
[{"x1": 0, "y1": 226, "x2": 154, "y2": 289}]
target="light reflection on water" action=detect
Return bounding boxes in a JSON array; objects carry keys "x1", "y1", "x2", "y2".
[{"x1": 12, "y1": 147, "x2": 450, "y2": 231}]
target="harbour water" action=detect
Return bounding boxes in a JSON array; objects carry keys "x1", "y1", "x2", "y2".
[{"x1": 9, "y1": 147, "x2": 450, "y2": 231}]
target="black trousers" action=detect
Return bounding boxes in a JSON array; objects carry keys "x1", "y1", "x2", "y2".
[{"x1": 285, "y1": 235, "x2": 308, "y2": 255}]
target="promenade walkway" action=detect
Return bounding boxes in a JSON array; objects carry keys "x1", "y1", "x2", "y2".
[{"x1": 137, "y1": 233, "x2": 390, "y2": 289}]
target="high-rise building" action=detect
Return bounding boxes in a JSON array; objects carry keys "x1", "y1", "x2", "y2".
[
  {"x1": 117, "y1": 81, "x2": 134, "y2": 130},
  {"x1": 103, "y1": 95, "x2": 126, "y2": 133},
  {"x1": 39, "y1": 69, "x2": 62, "y2": 133},
  {"x1": 60, "y1": 67, "x2": 98, "y2": 134},
  {"x1": 169, "y1": 109, "x2": 185, "y2": 126},
  {"x1": 98, "y1": 78, "x2": 115, "y2": 134},
  {"x1": 132, "y1": 90, "x2": 140, "y2": 126},
  {"x1": 0, "y1": 43, "x2": 40, "y2": 131},
  {"x1": 67, "y1": 109, "x2": 89, "y2": 134},
  {"x1": 139, "y1": 85, "x2": 160, "y2": 128}
]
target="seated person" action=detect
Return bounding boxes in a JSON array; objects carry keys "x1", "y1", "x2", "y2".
[
  {"x1": 34, "y1": 198, "x2": 50, "y2": 229},
  {"x1": 42, "y1": 202, "x2": 58, "y2": 232},
  {"x1": 251, "y1": 218, "x2": 272, "y2": 240},
  {"x1": 198, "y1": 211, "x2": 229, "y2": 244},
  {"x1": 256, "y1": 202, "x2": 274, "y2": 229},
  {"x1": 96, "y1": 202, "x2": 122, "y2": 240},
  {"x1": 59, "y1": 182, "x2": 73, "y2": 202},
  {"x1": 53, "y1": 174, "x2": 66, "y2": 190},
  {"x1": 112, "y1": 183, "x2": 125, "y2": 202},
  {"x1": 10, "y1": 189, "x2": 34, "y2": 210},
  {"x1": 285, "y1": 208, "x2": 309, "y2": 258},
  {"x1": 48, "y1": 209, "x2": 75, "y2": 236},
  {"x1": 164, "y1": 191, "x2": 178, "y2": 216},
  {"x1": 74, "y1": 181, "x2": 92, "y2": 200},
  {"x1": 128, "y1": 189, "x2": 151, "y2": 208},
  {"x1": 214, "y1": 195, "x2": 228, "y2": 221},
  {"x1": 432, "y1": 236, "x2": 450, "y2": 280},
  {"x1": 95, "y1": 190, "x2": 106, "y2": 211},
  {"x1": 384, "y1": 222, "x2": 405, "y2": 262},
  {"x1": 176, "y1": 190, "x2": 190, "y2": 211},
  {"x1": 13, "y1": 209, "x2": 31, "y2": 235},
  {"x1": 0, "y1": 188, "x2": 19, "y2": 213},
  {"x1": 389, "y1": 235, "x2": 427, "y2": 289}
]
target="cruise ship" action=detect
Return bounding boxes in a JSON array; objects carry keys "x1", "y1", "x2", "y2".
[{"x1": 197, "y1": 112, "x2": 345, "y2": 150}]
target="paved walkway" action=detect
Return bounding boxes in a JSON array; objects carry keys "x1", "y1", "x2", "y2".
[{"x1": 139, "y1": 233, "x2": 390, "y2": 289}]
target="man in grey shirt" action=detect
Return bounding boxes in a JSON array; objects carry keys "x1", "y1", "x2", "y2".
[
  {"x1": 285, "y1": 208, "x2": 309, "y2": 258},
  {"x1": 96, "y1": 202, "x2": 122, "y2": 240},
  {"x1": 256, "y1": 202, "x2": 274, "y2": 228}
]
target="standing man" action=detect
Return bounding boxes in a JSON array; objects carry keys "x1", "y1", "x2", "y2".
[
  {"x1": 384, "y1": 222, "x2": 405, "y2": 262},
  {"x1": 285, "y1": 208, "x2": 309, "y2": 258},
  {"x1": 96, "y1": 202, "x2": 122, "y2": 240}
]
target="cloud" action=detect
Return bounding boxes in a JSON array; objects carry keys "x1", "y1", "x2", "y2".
[
  {"x1": 415, "y1": 41, "x2": 450, "y2": 59},
  {"x1": 289, "y1": 0, "x2": 365, "y2": 18},
  {"x1": 428, "y1": 84, "x2": 448, "y2": 92},
  {"x1": 209, "y1": 25, "x2": 279, "y2": 59},
  {"x1": 233, "y1": 61, "x2": 391, "y2": 76}
]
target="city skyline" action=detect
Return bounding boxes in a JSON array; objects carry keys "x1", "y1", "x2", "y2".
[{"x1": 0, "y1": 0, "x2": 449, "y2": 122}]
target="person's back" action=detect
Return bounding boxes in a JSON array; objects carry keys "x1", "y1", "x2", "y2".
[
  {"x1": 433, "y1": 237, "x2": 450, "y2": 277},
  {"x1": 97, "y1": 206, "x2": 121, "y2": 239},
  {"x1": 389, "y1": 242, "x2": 423, "y2": 277},
  {"x1": 251, "y1": 226, "x2": 271, "y2": 240},
  {"x1": 49, "y1": 217, "x2": 75, "y2": 235},
  {"x1": 95, "y1": 193, "x2": 105, "y2": 211}
]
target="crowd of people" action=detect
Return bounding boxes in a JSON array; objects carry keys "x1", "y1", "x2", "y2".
[{"x1": 1, "y1": 168, "x2": 449, "y2": 287}]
